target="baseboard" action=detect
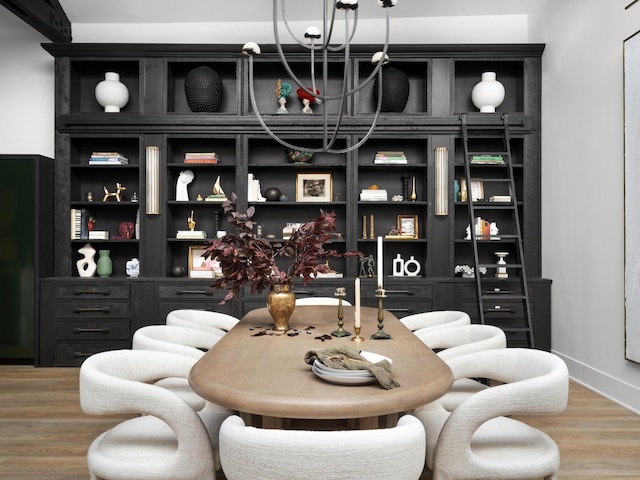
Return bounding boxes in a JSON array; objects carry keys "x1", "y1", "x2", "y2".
[{"x1": 553, "y1": 350, "x2": 640, "y2": 415}]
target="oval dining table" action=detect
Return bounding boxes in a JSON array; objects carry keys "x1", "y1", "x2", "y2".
[{"x1": 189, "y1": 305, "x2": 453, "y2": 429}]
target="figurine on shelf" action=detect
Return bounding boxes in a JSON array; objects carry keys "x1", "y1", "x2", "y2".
[
  {"x1": 102, "y1": 182, "x2": 126, "y2": 202},
  {"x1": 275, "y1": 79, "x2": 292, "y2": 114},
  {"x1": 359, "y1": 255, "x2": 375, "y2": 278},
  {"x1": 176, "y1": 169, "x2": 194, "y2": 201},
  {"x1": 296, "y1": 87, "x2": 320, "y2": 114},
  {"x1": 187, "y1": 210, "x2": 196, "y2": 231}
]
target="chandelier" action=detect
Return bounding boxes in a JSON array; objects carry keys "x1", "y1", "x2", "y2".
[{"x1": 242, "y1": 0, "x2": 398, "y2": 154}]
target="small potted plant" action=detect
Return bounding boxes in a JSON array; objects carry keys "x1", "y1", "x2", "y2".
[{"x1": 204, "y1": 194, "x2": 360, "y2": 330}]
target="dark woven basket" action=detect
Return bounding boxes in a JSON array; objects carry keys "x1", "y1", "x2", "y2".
[
  {"x1": 185, "y1": 66, "x2": 223, "y2": 112},
  {"x1": 373, "y1": 66, "x2": 410, "y2": 113}
]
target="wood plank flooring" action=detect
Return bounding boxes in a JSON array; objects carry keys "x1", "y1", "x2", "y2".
[{"x1": 1, "y1": 365, "x2": 639, "y2": 479}]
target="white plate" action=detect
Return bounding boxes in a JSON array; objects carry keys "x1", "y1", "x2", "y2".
[
  {"x1": 313, "y1": 351, "x2": 392, "y2": 376},
  {"x1": 311, "y1": 363, "x2": 376, "y2": 385}
]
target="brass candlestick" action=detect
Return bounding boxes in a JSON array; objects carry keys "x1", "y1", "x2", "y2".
[
  {"x1": 351, "y1": 325, "x2": 364, "y2": 343},
  {"x1": 331, "y1": 287, "x2": 351, "y2": 337},
  {"x1": 369, "y1": 214, "x2": 375, "y2": 239},
  {"x1": 371, "y1": 288, "x2": 392, "y2": 340}
]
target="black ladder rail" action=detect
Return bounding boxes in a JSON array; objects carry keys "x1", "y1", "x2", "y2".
[{"x1": 460, "y1": 113, "x2": 536, "y2": 348}]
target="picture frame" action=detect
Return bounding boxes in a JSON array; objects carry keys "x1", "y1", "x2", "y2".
[
  {"x1": 397, "y1": 214, "x2": 419, "y2": 239},
  {"x1": 296, "y1": 172, "x2": 333, "y2": 202},
  {"x1": 188, "y1": 245, "x2": 216, "y2": 278}
]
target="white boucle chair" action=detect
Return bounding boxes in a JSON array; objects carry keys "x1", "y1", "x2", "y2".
[
  {"x1": 132, "y1": 324, "x2": 224, "y2": 412},
  {"x1": 166, "y1": 309, "x2": 239, "y2": 335},
  {"x1": 295, "y1": 296, "x2": 352, "y2": 306},
  {"x1": 414, "y1": 348, "x2": 569, "y2": 480},
  {"x1": 219, "y1": 414, "x2": 426, "y2": 480},
  {"x1": 415, "y1": 324, "x2": 507, "y2": 410},
  {"x1": 400, "y1": 310, "x2": 471, "y2": 333},
  {"x1": 80, "y1": 349, "x2": 232, "y2": 480}
]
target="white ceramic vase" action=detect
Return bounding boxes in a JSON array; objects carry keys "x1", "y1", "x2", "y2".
[
  {"x1": 471, "y1": 72, "x2": 505, "y2": 113},
  {"x1": 76, "y1": 243, "x2": 97, "y2": 277},
  {"x1": 95, "y1": 72, "x2": 129, "y2": 112}
]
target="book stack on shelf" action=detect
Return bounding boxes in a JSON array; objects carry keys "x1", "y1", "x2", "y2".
[
  {"x1": 88, "y1": 230, "x2": 109, "y2": 240},
  {"x1": 70, "y1": 208, "x2": 93, "y2": 239},
  {"x1": 176, "y1": 230, "x2": 208, "y2": 239},
  {"x1": 360, "y1": 188, "x2": 388, "y2": 201},
  {"x1": 89, "y1": 152, "x2": 129, "y2": 165},
  {"x1": 183, "y1": 152, "x2": 220, "y2": 164},
  {"x1": 373, "y1": 151, "x2": 407, "y2": 165},
  {"x1": 470, "y1": 154, "x2": 504, "y2": 165}
]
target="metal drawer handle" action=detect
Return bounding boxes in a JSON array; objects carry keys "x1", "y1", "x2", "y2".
[
  {"x1": 485, "y1": 307, "x2": 514, "y2": 313},
  {"x1": 72, "y1": 351, "x2": 94, "y2": 358},
  {"x1": 176, "y1": 289, "x2": 210, "y2": 295},
  {"x1": 74, "y1": 288, "x2": 111, "y2": 296},
  {"x1": 384, "y1": 290, "x2": 414, "y2": 295},
  {"x1": 293, "y1": 290, "x2": 312, "y2": 295},
  {"x1": 73, "y1": 306, "x2": 112, "y2": 313},
  {"x1": 485, "y1": 289, "x2": 512, "y2": 294},
  {"x1": 386, "y1": 308, "x2": 414, "y2": 313},
  {"x1": 73, "y1": 327, "x2": 111, "y2": 334}
]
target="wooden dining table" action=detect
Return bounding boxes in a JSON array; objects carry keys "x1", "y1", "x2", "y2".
[{"x1": 189, "y1": 305, "x2": 453, "y2": 429}]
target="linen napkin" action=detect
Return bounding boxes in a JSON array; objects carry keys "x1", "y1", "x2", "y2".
[{"x1": 304, "y1": 344, "x2": 400, "y2": 389}]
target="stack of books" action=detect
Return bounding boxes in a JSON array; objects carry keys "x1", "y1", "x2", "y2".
[
  {"x1": 184, "y1": 152, "x2": 220, "y2": 164},
  {"x1": 360, "y1": 189, "x2": 388, "y2": 201},
  {"x1": 89, "y1": 152, "x2": 129, "y2": 165},
  {"x1": 470, "y1": 154, "x2": 504, "y2": 165},
  {"x1": 189, "y1": 269, "x2": 215, "y2": 278},
  {"x1": 373, "y1": 151, "x2": 407, "y2": 165},
  {"x1": 88, "y1": 230, "x2": 109, "y2": 240},
  {"x1": 70, "y1": 208, "x2": 92, "y2": 239},
  {"x1": 176, "y1": 230, "x2": 208, "y2": 239}
]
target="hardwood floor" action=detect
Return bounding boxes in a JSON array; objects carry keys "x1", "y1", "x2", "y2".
[{"x1": 1, "y1": 365, "x2": 639, "y2": 479}]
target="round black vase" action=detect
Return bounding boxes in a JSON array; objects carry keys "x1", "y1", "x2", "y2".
[
  {"x1": 373, "y1": 66, "x2": 410, "y2": 113},
  {"x1": 185, "y1": 66, "x2": 223, "y2": 112}
]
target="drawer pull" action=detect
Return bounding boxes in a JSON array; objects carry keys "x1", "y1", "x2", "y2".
[
  {"x1": 384, "y1": 290, "x2": 414, "y2": 296},
  {"x1": 72, "y1": 351, "x2": 94, "y2": 358},
  {"x1": 73, "y1": 327, "x2": 111, "y2": 334},
  {"x1": 293, "y1": 290, "x2": 311, "y2": 295},
  {"x1": 485, "y1": 288, "x2": 511, "y2": 294},
  {"x1": 73, "y1": 306, "x2": 112, "y2": 313},
  {"x1": 176, "y1": 289, "x2": 210, "y2": 295},
  {"x1": 74, "y1": 288, "x2": 111, "y2": 296},
  {"x1": 386, "y1": 308, "x2": 414, "y2": 313}
]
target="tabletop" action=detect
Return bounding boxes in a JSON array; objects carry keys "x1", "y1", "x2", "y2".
[{"x1": 189, "y1": 305, "x2": 453, "y2": 428}]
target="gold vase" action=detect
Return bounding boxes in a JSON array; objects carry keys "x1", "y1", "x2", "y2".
[{"x1": 267, "y1": 284, "x2": 295, "y2": 331}]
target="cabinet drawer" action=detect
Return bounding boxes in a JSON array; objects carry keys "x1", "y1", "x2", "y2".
[
  {"x1": 460, "y1": 300, "x2": 537, "y2": 324},
  {"x1": 361, "y1": 299, "x2": 433, "y2": 318},
  {"x1": 157, "y1": 283, "x2": 227, "y2": 300},
  {"x1": 157, "y1": 302, "x2": 235, "y2": 322},
  {"x1": 55, "y1": 300, "x2": 130, "y2": 317},
  {"x1": 55, "y1": 341, "x2": 131, "y2": 366},
  {"x1": 55, "y1": 284, "x2": 130, "y2": 299},
  {"x1": 361, "y1": 283, "x2": 434, "y2": 299},
  {"x1": 55, "y1": 320, "x2": 130, "y2": 340}
]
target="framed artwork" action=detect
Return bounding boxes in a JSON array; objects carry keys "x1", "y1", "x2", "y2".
[
  {"x1": 397, "y1": 214, "x2": 419, "y2": 239},
  {"x1": 296, "y1": 172, "x2": 333, "y2": 202},
  {"x1": 624, "y1": 29, "x2": 640, "y2": 363},
  {"x1": 188, "y1": 245, "x2": 216, "y2": 278}
]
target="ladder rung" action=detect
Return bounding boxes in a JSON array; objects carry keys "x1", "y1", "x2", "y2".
[
  {"x1": 467, "y1": 151, "x2": 510, "y2": 156},
  {"x1": 477, "y1": 263, "x2": 523, "y2": 269},
  {"x1": 481, "y1": 294, "x2": 527, "y2": 301}
]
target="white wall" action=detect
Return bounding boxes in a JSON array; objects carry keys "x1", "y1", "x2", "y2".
[
  {"x1": 529, "y1": 0, "x2": 640, "y2": 413},
  {"x1": 0, "y1": 8, "x2": 55, "y2": 156}
]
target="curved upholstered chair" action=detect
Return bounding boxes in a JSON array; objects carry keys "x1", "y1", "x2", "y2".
[
  {"x1": 414, "y1": 348, "x2": 569, "y2": 480},
  {"x1": 80, "y1": 349, "x2": 232, "y2": 480},
  {"x1": 219, "y1": 414, "x2": 425, "y2": 480},
  {"x1": 415, "y1": 324, "x2": 507, "y2": 410},
  {"x1": 166, "y1": 309, "x2": 239, "y2": 336},
  {"x1": 132, "y1": 324, "x2": 223, "y2": 359},
  {"x1": 400, "y1": 310, "x2": 471, "y2": 333},
  {"x1": 295, "y1": 296, "x2": 352, "y2": 306}
]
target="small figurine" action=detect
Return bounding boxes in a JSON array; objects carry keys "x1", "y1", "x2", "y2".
[
  {"x1": 212, "y1": 176, "x2": 225, "y2": 196},
  {"x1": 296, "y1": 87, "x2": 320, "y2": 114},
  {"x1": 103, "y1": 182, "x2": 126, "y2": 202},
  {"x1": 176, "y1": 169, "x2": 194, "y2": 201},
  {"x1": 359, "y1": 255, "x2": 376, "y2": 278},
  {"x1": 187, "y1": 210, "x2": 196, "y2": 231},
  {"x1": 276, "y1": 79, "x2": 292, "y2": 114}
]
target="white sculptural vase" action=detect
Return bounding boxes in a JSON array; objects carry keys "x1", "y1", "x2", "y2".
[
  {"x1": 471, "y1": 72, "x2": 505, "y2": 113},
  {"x1": 95, "y1": 72, "x2": 129, "y2": 112},
  {"x1": 76, "y1": 243, "x2": 97, "y2": 277}
]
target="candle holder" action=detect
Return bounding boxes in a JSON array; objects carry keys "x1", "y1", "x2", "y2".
[
  {"x1": 371, "y1": 288, "x2": 393, "y2": 340},
  {"x1": 331, "y1": 287, "x2": 351, "y2": 337},
  {"x1": 351, "y1": 325, "x2": 364, "y2": 343}
]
